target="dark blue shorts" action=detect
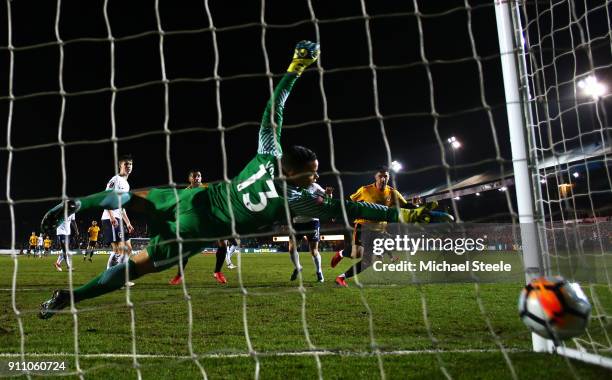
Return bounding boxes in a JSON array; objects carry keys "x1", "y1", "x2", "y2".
[
  {"x1": 57, "y1": 235, "x2": 70, "y2": 249},
  {"x1": 102, "y1": 219, "x2": 131, "y2": 244},
  {"x1": 294, "y1": 220, "x2": 320, "y2": 242}
]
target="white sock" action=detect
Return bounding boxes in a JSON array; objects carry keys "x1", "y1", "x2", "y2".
[
  {"x1": 56, "y1": 253, "x2": 64, "y2": 265},
  {"x1": 66, "y1": 253, "x2": 72, "y2": 269},
  {"x1": 289, "y1": 249, "x2": 302, "y2": 271},
  {"x1": 106, "y1": 253, "x2": 116, "y2": 269},
  {"x1": 226, "y1": 245, "x2": 236, "y2": 265},
  {"x1": 312, "y1": 252, "x2": 322, "y2": 273}
]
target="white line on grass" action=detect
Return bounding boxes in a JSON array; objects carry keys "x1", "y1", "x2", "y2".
[{"x1": 0, "y1": 348, "x2": 529, "y2": 359}]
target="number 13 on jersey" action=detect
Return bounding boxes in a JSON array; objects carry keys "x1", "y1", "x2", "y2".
[{"x1": 237, "y1": 164, "x2": 279, "y2": 212}]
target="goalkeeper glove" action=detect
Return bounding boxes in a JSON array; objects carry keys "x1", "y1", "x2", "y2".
[
  {"x1": 287, "y1": 40, "x2": 320, "y2": 76},
  {"x1": 398, "y1": 201, "x2": 454, "y2": 224}
]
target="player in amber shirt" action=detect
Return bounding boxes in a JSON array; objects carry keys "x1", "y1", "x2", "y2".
[
  {"x1": 27, "y1": 232, "x2": 38, "y2": 257},
  {"x1": 332, "y1": 166, "x2": 409, "y2": 287},
  {"x1": 84, "y1": 221, "x2": 101, "y2": 262},
  {"x1": 43, "y1": 236, "x2": 52, "y2": 256}
]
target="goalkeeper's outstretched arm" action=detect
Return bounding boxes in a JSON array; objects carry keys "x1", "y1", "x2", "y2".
[
  {"x1": 289, "y1": 194, "x2": 442, "y2": 225},
  {"x1": 257, "y1": 40, "x2": 319, "y2": 158}
]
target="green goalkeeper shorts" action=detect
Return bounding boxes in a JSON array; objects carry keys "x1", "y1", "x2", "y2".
[{"x1": 142, "y1": 188, "x2": 221, "y2": 270}]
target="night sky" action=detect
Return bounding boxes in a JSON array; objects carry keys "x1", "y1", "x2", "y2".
[{"x1": 0, "y1": 0, "x2": 610, "y2": 244}]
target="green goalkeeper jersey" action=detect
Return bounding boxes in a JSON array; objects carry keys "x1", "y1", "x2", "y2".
[{"x1": 198, "y1": 73, "x2": 399, "y2": 237}]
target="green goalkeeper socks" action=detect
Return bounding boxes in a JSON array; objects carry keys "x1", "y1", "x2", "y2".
[
  {"x1": 73, "y1": 260, "x2": 138, "y2": 302},
  {"x1": 78, "y1": 190, "x2": 132, "y2": 211},
  {"x1": 77, "y1": 190, "x2": 132, "y2": 212}
]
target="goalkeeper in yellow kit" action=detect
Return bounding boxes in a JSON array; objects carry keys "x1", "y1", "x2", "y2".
[{"x1": 38, "y1": 41, "x2": 448, "y2": 319}]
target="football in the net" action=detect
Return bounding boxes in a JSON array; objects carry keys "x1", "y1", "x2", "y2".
[{"x1": 518, "y1": 277, "x2": 591, "y2": 341}]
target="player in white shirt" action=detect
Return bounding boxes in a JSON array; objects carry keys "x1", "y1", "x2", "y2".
[
  {"x1": 289, "y1": 182, "x2": 333, "y2": 282},
  {"x1": 36, "y1": 234, "x2": 44, "y2": 258},
  {"x1": 101, "y1": 155, "x2": 135, "y2": 272},
  {"x1": 55, "y1": 213, "x2": 78, "y2": 271}
]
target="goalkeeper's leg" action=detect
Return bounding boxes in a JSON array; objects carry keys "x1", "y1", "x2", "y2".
[
  {"x1": 41, "y1": 188, "x2": 181, "y2": 236},
  {"x1": 41, "y1": 190, "x2": 155, "y2": 235},
  {"x1": 39, "y1": 235, "x2": 204, "y2": 319},
  {"x1": 39, "y1": 250, "x2": 156, "y2": 319}
]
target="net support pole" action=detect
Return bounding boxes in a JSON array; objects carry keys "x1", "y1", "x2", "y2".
[{"x1": 494, "y1": 0, "x2": 552, "y2": 353}]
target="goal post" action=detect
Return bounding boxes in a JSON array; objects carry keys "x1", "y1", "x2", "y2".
[
  {"x1": 495, "y1": 0, "x2": 612, "y2": 368},
  {"x1": 493, "y1": 0, "x2": 552, "y2": 354}
]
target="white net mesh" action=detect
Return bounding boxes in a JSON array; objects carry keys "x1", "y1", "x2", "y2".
[
  {"x1": 518, "y1": 0, "x2": 612, "y2": 366},
  {"x1": 1, "y1": 0, "x2": 611, "y2": 378}
]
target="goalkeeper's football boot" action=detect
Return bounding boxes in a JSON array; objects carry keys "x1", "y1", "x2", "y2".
[
  {"x1": 335, "y1": 276, "x2": 348, "y2": 288},
  {"x1": 213, "y1": 272, "x2": 227, "y2": 284},
  {"x1": 287, "y1": 40, "x2": 320, "y2": 76},
  {"x1": 330, "y1": 251, "x2": 343, "y2": 268},
  {"x1": 39, "y1": 289, "x2": 70, "y2": 319},
  {"x1": 41, "y1": 200, "x2": 81, "y2": 235}
]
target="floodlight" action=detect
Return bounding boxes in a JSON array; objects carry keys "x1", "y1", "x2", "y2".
[
  {"x1": 390, "y1": 160, "x2": 403, "y2": 173},
  {"x1": 577, "y1": 75, "x2": 606, "y2": 100}
]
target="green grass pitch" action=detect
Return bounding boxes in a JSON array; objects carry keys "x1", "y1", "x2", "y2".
[{"x1": 0, "y1": 252, "x2": 610, "y2": 379}]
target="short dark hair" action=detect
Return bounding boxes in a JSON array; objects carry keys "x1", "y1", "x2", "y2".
[
  {"x1": 118, "y1": 154, "x2": 133, "y2": 164},
  {"x1": 376, "y1": 165, "x2": 389, "y2": 173},
  {"x1": 187, "y1": 169, "x2": 201, "y2": 178},
  {"x1": 281, "y1": 145, "x2": 317, "y2": 172}
]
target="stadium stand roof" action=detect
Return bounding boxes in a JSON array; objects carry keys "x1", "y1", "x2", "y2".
[{"x1": 408, "y1": 142, "x2": 611, "y2": 202}]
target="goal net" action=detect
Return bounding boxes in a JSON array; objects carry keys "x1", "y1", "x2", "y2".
[
  {"x1": 505, "y1": 0, "x2": 612, "y2": 368},
  {"x1": 1, "y1": 0, "x2": 611, "y2": 378}
]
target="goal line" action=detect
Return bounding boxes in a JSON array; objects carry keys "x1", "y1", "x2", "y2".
[{"x1": 0, "y1": 348, "x2": 530, "y2": 360}]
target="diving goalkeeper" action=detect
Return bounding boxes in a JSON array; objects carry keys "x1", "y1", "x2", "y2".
[{"x1": 39, "y1": 41, "x2": 443, "y2": 319}]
